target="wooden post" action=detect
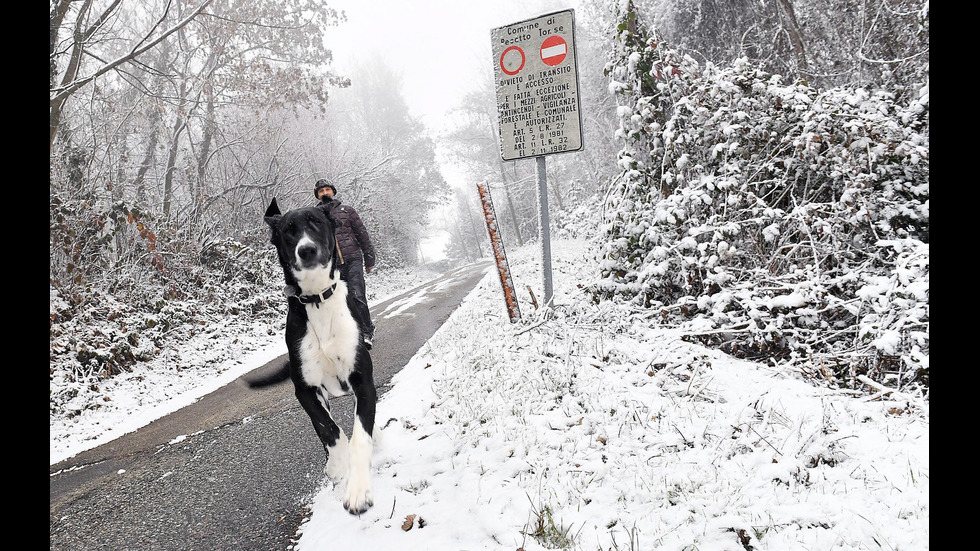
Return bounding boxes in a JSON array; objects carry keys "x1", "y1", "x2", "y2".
[{"x1": 477, "y1": 182, "x2": 521, "y2": 323}]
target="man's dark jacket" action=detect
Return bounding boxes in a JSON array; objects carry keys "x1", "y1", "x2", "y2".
[{"x1": 318, "y1": 198, "x2": 376, "y2": 269}]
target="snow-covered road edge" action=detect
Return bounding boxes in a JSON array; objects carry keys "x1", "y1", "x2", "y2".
[{"x1": 295, "y1": 238, "x2": 928, "y2": 551}]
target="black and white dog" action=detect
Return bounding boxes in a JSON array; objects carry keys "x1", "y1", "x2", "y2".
[{"x1": 250, "y1": 198, "x2": 376, "y2": 515}]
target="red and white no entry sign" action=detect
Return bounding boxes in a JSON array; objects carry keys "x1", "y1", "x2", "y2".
[
  {"x1": 539, "y1": 35, "x2": 567, "y2": 66},
  {"x1": 500, "y1": 46, "x2": 525, "y2": 75}
]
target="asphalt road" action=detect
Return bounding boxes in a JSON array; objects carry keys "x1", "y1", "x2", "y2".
[{"x1": 49, "y1": 261, "x2": 492, "y2": 551}]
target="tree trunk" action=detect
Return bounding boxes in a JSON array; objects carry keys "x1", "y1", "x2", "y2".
[
  {"x1": 774, "y1": 0, "x2": 808, "y2": 78},
  {"x1": 133, "y1": 105, "x2": 162, "y2": 199},
  {"x1": 196, "y1": 88, "x2": 215, "y2": 203},
  {"x1": 188, "y1": 82, "x2": 216, "y2": 237},
  {"x1": 549, "y1": 169, "x2": 565, "y2": 212},
  {"x1": 452, "y1": 217, "x2": 471, "y2": 261},
  {"x1": 50, "y1": 0, "x2": 74, "y2": 87},
  {"x1": 50, "y1": 0, "x2": 99, "y2": 150},
  {"x1": 498, "y1": 165, "x2": 524, "y2": 246},
  {"x1": 465, "y1": 201, "x2": 482, "y2": 251},
  {"x1": 163, "y1": 111, "x2": 186, "y2": 220}
]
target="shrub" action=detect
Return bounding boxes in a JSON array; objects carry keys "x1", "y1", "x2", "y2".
[{"x1": 594, "y1": 4, "x2": 929, "y2": 391}]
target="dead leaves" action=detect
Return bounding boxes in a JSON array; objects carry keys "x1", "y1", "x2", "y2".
[{"x1": 401, "y1": 514, "x2": 427, "y2": 531}]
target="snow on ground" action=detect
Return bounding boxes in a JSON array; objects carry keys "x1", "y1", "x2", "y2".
[
  {"x1": 295, "y1": 239, "x2": 929, "y2": 551},
  {"x1": 50, "y1": 238, "x2": 929, "y2": 551}
]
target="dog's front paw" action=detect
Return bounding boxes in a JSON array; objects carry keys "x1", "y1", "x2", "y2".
[
  {"x1": 343, "y1": 472, "x2": 373, "y2": 515},
  {"x1": 324, "y1": 433, "x2": 350, "y2": 482},
  {"x1": 325, "y1": 452, "x2": 348, "y2": 482}
]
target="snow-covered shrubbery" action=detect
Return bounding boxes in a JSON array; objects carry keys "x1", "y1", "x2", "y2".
[
  {"x1": 49, "y1": 194, "x2": 286, "y2": 417},
  {"x1": 594, "y1": 6, "x2": 929, "y2": 392}
]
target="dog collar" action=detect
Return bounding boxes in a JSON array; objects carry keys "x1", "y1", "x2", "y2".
[{"x1": 290, "y1": 283, "x2": 338, "y2": 306}]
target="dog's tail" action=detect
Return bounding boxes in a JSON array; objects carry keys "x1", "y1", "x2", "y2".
[{"x1": 244, "y1": 357, "x2": 291, "y2": 388}]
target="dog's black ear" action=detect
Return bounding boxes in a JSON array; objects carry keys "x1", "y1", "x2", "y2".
[{"x1": 264, "y1": 198, "x2": 282, "y2": 228}]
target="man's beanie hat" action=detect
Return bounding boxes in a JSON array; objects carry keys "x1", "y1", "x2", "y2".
[{"x1": 313, "y1": 178, "x2": 337, "y2": 198}]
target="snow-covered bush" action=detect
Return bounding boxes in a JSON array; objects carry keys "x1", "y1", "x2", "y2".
[
  {"x1": 594, "y1": 3, "x2": 929, "y2": 391},
  {"x1": 49, "y1": 191, "x2": 287, "y2": 416}
]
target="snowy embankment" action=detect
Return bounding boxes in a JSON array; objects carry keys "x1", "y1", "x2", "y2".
[{"x1": 296, "y1": 238, "x2": 928, "y2": 551}]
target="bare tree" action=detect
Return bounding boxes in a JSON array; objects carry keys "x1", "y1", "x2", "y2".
[
  {"x1": 291, "y1": 56, "x2": 450, "y2": 267},
  {"x1": 49, "y1": 0, "x2": 349, "y2": 300},
  {"x1": 49, "y1": 0, "x2": 215, "y2": 151}
]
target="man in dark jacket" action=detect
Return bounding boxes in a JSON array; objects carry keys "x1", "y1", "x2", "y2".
[{"x1": 314, "y1": 178, "x2": 377, "y2": 347}]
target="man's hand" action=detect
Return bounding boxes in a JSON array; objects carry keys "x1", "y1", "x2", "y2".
[{"x1": 366, "y1": 266, "x2": 373, "y2": 273}]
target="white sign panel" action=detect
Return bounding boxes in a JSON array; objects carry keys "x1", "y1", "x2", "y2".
[{"x1": 491, "y1": 9, "x2": 584, "y2": 161}]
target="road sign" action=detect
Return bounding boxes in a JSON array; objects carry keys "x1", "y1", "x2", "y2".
[
  {"x1": 539, "y1": 35, "x2": 567, "y2": 66},
  {"x1": 500, "y1": 46, "x2": 525, "y2": 75},
  {"x1": 491, "y1": 9, "x2": 584, "y2": 162}
]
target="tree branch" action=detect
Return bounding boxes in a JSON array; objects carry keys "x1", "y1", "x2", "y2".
[{"x1": 50, "y1": 0, "x2": 214, "y2": 105}]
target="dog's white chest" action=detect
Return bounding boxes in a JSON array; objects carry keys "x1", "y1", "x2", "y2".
[{"x1": 297, "y1": 296, "x2": 359, "y2": 395}]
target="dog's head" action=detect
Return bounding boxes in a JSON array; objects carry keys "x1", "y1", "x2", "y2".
[{"x1": 264, "y1": 198, "x2": 342, "y2": 290}]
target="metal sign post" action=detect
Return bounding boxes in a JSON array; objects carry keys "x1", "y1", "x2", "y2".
[
  {"x1": 536, "y1": 156, "x2": 553, "y2": 305},
  {"x1": 491, "y1": 9, "x2": 583, "y2": 307}
]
